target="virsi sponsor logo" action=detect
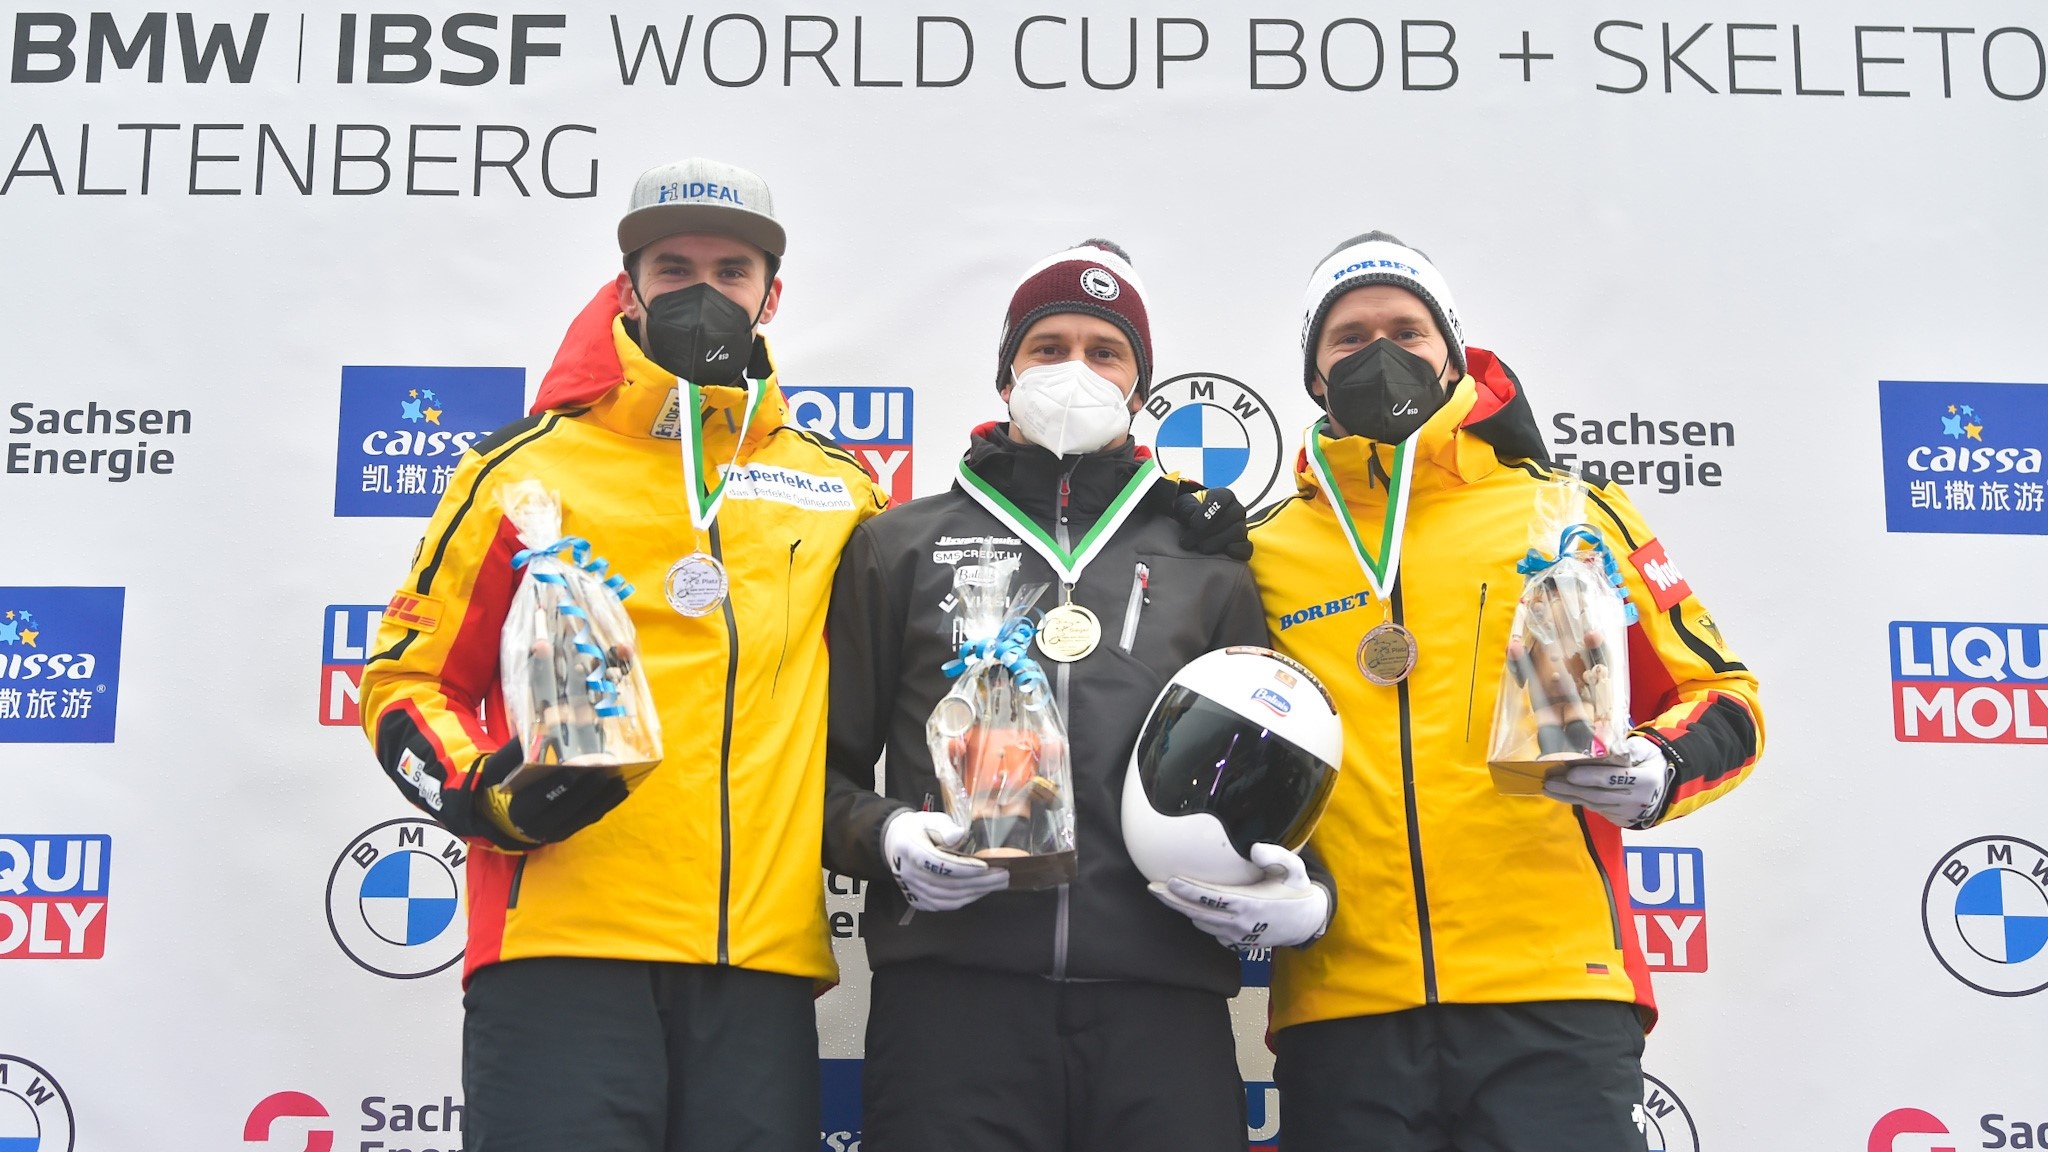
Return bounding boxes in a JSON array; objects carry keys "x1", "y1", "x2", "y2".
[
  {"x1": 333, "y1": 366, "x2": 524, "y2": 518},
  {"x1": 1879, "y1": 381, "x2": 2047, "y2": 535},
  {"x1": 0, "y1": 835, "x2": 109, "y2": 960},
  {"x1": 1627, "y1": 847, "x2": 1706, "y2": 973},
  {"x1": 1921, "y1": 835, "x2": 2048, "y2": 997},
  {"x1": 1891, "y1": 622, "x2": 2048, "y2": 744},
  {"x1": 787, "y1": 387, "x2": 914, "y2": 504},
  {"x1": 320, "y1": 604, "x2": 384, "y2": 727},
  {"x1": 0, "y1": 587, "x2": 123, "y2": 744}
]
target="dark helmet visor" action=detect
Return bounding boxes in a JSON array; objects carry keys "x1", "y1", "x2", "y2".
[{"x1": 1132, "y1": 686, "x2": 1338, "y2": 858}]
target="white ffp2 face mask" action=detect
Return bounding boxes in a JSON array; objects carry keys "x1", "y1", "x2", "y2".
[{"x1": 1007, "y1": 359, "x2": 1135, "y2": 457}]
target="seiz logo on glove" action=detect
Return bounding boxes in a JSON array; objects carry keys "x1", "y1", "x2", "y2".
[
  {"x1": 1322, "y1": 337, "x2": 1447, "y2": 444},
  {"x1": 640, "y1": 282, "x2": 758, "y2": 386}
]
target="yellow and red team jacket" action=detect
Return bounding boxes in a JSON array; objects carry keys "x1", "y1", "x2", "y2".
[
  {"x1": 1249, "y1": 350, "x2": 1763, "y2": 1031},
  {"x1": 358, "y1": 285, "x2": 886, "y2": 984}
]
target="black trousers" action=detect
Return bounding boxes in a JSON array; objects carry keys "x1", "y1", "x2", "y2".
[
  {"x1": 462, "y1": 957, "x2": 819, "y2": 1152},
  {"x1": 1273, "y1": 1001, "x2": 1646, "y2": 1152},
  {"x1": 863, "y1": 961, "x2": 1246, "y2": 1152}
]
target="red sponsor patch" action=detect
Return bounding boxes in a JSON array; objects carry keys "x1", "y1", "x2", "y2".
[
  {"x1": 1628, "y1": 539, "x2": 1692, "y2": 613},
  {"x1": 384, "y1": 592, "x2": 443, "y2": 633}
]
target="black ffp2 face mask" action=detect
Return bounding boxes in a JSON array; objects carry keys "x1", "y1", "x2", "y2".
[
  {"x1": 1322, "y1": 338, "x2": 1446, "y2": 444},
  {"x1": 639, "y1": 282, "x2": 756, "y2": 386}
]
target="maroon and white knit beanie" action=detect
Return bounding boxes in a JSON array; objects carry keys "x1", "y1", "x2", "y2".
[{"x1": 994, "y1": 240, "x2": 1153, "y2": 392}]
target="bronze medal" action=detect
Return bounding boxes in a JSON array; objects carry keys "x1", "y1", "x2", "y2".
[{"x1": 1357, "y1": 621, "x2": 1419, "y2": 686}]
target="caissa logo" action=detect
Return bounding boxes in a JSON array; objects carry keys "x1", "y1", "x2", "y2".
[
  {"x1": 1879, "y1": 380, "x2": 2047, "y2": 536},
  {"x1": 1133, "y1": 373, "x2": 1285, "y2": 508},
  {"x1": 0, "y1": 1054, "x2": 74, "y2": 1152},
  {"x1": 244, "y1": 1092, "x2": 332, "y2": 1152},
  {"x1": 1868, "y1": 1108, "x2": 1953, "y2": 1152},
  {"x1": 1637, "y1": 1073, "x2": 1700, "y2": 1152},
  {"x1": 325, "y1": 819, "x2": 466, "y2": 979},
  {"x1": 0, "y1": 587, "x2": 124, "y2": 744},
  {"x1": 785, "y1": 387, "x2": 915, "y2": 505},
  {"x1": 333, "y1": 365, "x2": 525, "y2": 518},
  {"x1": 1922, "y1": 835, "x2": 2048, "y2": 996}
]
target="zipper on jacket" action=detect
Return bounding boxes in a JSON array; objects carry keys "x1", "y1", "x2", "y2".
[
  {"x1": 711, "y1": 519, "x2": 740, "y2": 966},
  {"x1": 1574, "y1": 809, "x2": 1625, "y2": 949},
  {"x1": 1117, "y1": 563, "x2": 1150, "y2": 652},
  {"x1": 506, "y1": 856, "x2": 528, "y2": 909},
  {"x1": 771, "y1": 539, "x2": 800, "y2": 696},
  {"x1": 1051, "y1": 463, "x2": 1075, "y2": 981},
  {"x1": 1464, "y1": 582, "x2": 1488, "y2": 743},
  {"x1": 1392, "y1": 582, "x2": 1439, "y2": 1003}
]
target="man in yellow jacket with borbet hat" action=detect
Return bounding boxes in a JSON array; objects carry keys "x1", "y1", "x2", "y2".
[
  {"x1": 357, "y1": 157, "x2": 885, "y2": 1152},
  {"x1": 1245, "y1": 231, "x2": 1763, "y2": 1152}
]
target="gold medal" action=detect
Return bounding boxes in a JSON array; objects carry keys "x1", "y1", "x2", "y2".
[
  {"x1": 1037, "y1": 603, "x2": 1102, "y2": 663},
  {"x1": 664, "y1": 552, "x2": 728, "y2": 617},
  {"x1": 1358, "y1": 621, "x2": 1419, "y2": 686}
]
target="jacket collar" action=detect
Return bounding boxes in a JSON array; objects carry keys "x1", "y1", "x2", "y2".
[
  {"x1": 1297, "y1": 375, "x2": 1499, "y2": 506},
  {"x1": 960, "y1": 423, "x2": 1156, "y2": 525},
  {"x1": 580, "y1": 316, "x2": 789, "y2": 450}
]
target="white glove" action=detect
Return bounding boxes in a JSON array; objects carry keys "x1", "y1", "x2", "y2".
[
  {"x1": 883, "y1": 810, "x2": 1010, "y2": 912},
  {"x1": 1151, "y1": 842, "x2": 1332, "y2": 949},
  {"x1": 1542, "y1": 735, "x2": 1673, "y2": 828}
]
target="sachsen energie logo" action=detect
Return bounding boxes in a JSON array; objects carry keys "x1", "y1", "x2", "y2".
[
  {"x1": 0, "y1": 836, "x2": 110, "y2": 960},
  {"x1": 1628, "y1": 847, "x2": 1707, "y2": 973},
  {"x1": 0, "y1": 587, "x2": 123, "y2": 744},
  {"x1": 1879, "y1": 381, "x2": 2047, "y2": 535},
  {"x1": 333, "y1": 366, "x2": 524, "y2": 518},
  {"x1": 787, "y1": 387, "x2": 914, "y2": 505},
  {"x1": 320, "y1": 605, "x2": 385, "y2": 727},
  {"x1": 1891, "y1": 622, "x2": 2048, "y2": 744}
]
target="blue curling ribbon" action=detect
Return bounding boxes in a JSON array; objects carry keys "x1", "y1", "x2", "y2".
[
  {"x1": 942, "y1": 617, "x2": 1049, "y2": 694},
  {"x1": 1517, "y1": 524, "x2": 1639, "y2": 625},
  {"x1": 514, "y1": 536, "x2": 635, "y2": 718}
]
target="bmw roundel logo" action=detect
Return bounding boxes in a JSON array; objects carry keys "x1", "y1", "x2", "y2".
[
  {"x1": 0, "y1": 1054, "x2": 75, "y2": 1152},
  {"x1": 1922, "y1": 834, "x2": 2048, "y2": 997},
  {"x1": 1134, "y1": 373, "x2": 1286, "y2": 508},
  {"x1": 1636, "y1": 1073, "x2": 1699, "y2": 1152},
  {"x1": 325, "y1": 818, "x2": 467, "y2": 979}
]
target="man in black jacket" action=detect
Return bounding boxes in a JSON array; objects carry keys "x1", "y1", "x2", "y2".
[{"x1": 823, "y1": 241, "x2": 1329, "y2": 1150}]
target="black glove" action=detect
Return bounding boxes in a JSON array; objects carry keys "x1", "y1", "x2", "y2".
[
  {"x1": 1172, "y1": 485, "x2": 1253, "y2": 560},
  {"x1": 473, "y1": 740, "x2": 630, "y2": 848}
]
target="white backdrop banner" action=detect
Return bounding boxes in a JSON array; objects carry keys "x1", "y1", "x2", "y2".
[{"x1": 3, "y1": 3, "x2": 2045, "y2": 1150}]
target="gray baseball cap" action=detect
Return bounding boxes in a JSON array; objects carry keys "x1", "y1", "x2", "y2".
[{"x1": 618, "y1": 157, "x2": 785, "y2": 261}]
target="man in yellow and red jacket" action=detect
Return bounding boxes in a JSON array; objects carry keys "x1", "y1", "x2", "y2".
[
  {"x1": 357, "y1": 158, "x2": 885, "y2": 1152},
  {"x1": 1248, "y1": 232, "x2": 1763, "y2": 1152}
]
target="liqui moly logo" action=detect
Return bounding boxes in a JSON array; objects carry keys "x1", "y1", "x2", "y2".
[
  {"x1": 0, "y1": 835, "x2": 110, "y2": 959},
  {"x1": 1891, "y1": 621, "x2": 2048, "y2": 744},
  {"x1": 320, "y1": 605, "x2": 385, "y2": 727},
  {"x1": 787, "y1": 387, "x2": 915, "y2": 504},
  {"x1": 1627, "y1": 847, "x2": 1707, "y2": 972}
]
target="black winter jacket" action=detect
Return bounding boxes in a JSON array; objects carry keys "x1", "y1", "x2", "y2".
[{"x1": 823, "y1": 427, "x2": 1269, "y2": 997}]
